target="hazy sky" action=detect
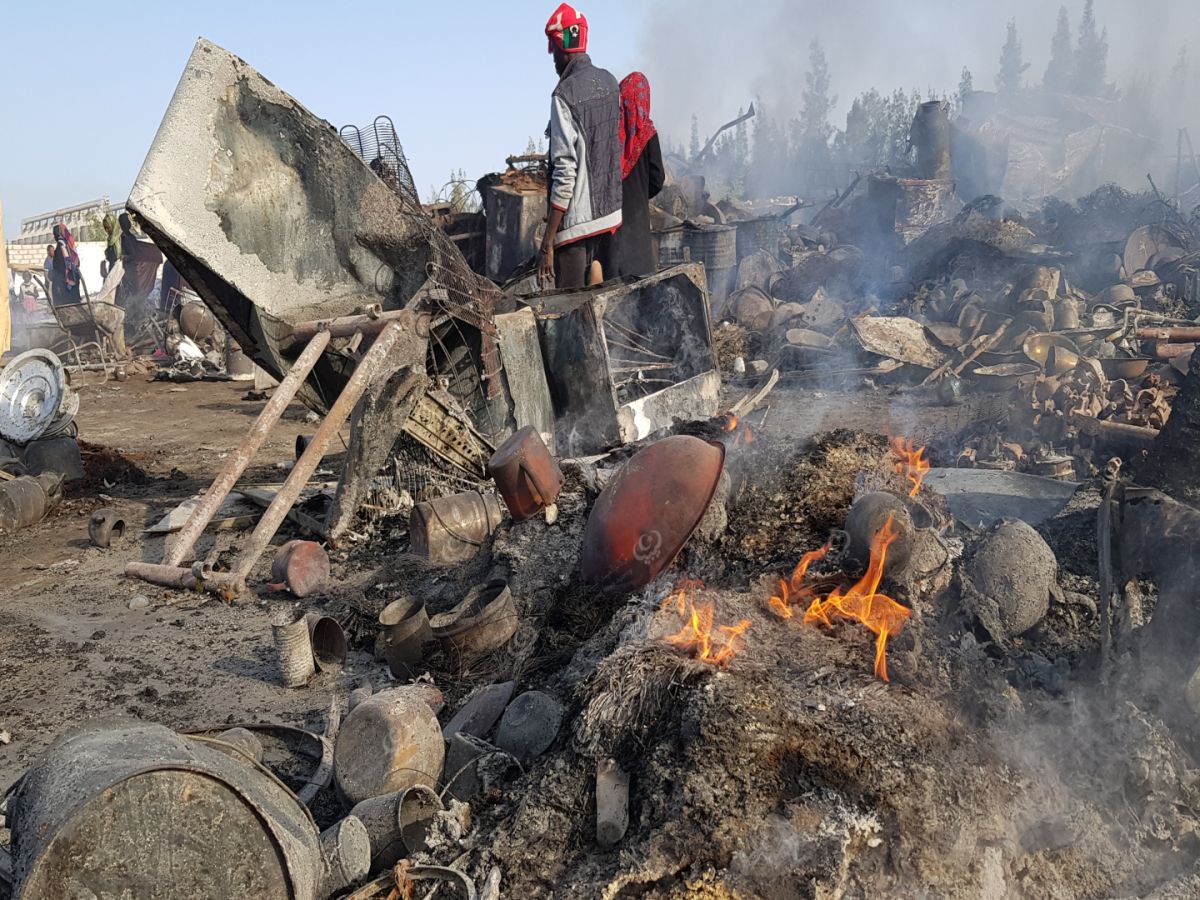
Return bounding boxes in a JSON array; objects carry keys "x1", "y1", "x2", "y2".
[{"x1": 2, "y1": 0, "x2": 1196, "y2": 238}]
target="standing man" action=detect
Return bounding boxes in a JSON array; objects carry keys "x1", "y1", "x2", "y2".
[{"x1": 538, "y1": 3, "x2": 622, "y2": 289}]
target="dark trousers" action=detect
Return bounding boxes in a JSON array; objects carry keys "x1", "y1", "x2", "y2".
[{"x1": 555, "y1": 232, "x2": 614, "y2": 289}]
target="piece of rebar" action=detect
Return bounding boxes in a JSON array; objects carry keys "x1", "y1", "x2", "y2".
[
  {"x1": 162, "y1": 329, "x2": 331, "y2": 567},
  {"x1": 227, "y1": 320, "x2": 407, "y2": 593},
  {"x1": 289, "y1": 308, "x2": 426, "y2": 344}
]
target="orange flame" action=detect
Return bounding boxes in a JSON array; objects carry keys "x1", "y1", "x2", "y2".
[
  {"x1": 722, "y1": 413, "x2": 756, "y2": 448},
  {"x1": 891, "y1": 437, "x2": 930, "y2": 498},
  {"x1": 768, "y1": 541, "x2": 832, "y2": 619},
  {"x1": 663, "y1": 581, "x2": 752, "y2": 667},
  {"x1": 802, "y1": 514, "x2": 911, "y2": 681}
]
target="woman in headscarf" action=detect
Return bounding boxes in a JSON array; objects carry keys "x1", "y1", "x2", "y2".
[
  {"x1": 102, "y1": 212, "x2": 121, "y2": 270},
  {"x1": 118, "y1": 213, "x2": 138, "y2": 262},
  {"x1": 116, "y1": 212, "x2": 163, "y2": 309},
  {"x1": 615, "y1": 72, "x2": 665, "y2": 279},
  {"x1": 51, "y1": 224, "x2": 82, "y2": 305}
]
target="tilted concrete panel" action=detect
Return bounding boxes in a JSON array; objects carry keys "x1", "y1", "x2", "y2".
[{"x1": 128, "y1": 38, "x2": 432, "y2": 412}]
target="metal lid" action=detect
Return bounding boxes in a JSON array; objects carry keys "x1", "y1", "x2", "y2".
[{"x1": 0, "y1": 350, "x2": 68, "y2": 443}]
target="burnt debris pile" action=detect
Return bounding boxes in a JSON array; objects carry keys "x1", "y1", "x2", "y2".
[{"x1": 10, "y1": 35, "x2": 1200, "y2": 900}]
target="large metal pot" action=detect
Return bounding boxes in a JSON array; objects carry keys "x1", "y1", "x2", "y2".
[
  {"x1": 581, "y1": 435, "x2": 726, "y2": 592},
  {"x1": 333, "y1": 688, "x2": 445, "y2": 805},
  {"x1": 6, "y1": 721, "x2": 355, "y2": 899}
]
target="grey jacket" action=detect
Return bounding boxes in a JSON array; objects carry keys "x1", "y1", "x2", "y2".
[{"x1": 548, "y1": 53, "x2": 623, "y2": 247}]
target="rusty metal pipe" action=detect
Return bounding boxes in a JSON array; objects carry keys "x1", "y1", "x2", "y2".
[
  {"x1": 162, "y1": 330, "x2": 331, "y2": 568},
  {"x1": 1154, "y1": 342, "x2": 1197, "y2": 360},
  {"x1": 289, "y1": 309, "x2": 425, "y2": 344},
  {"x1": 1071, "y1": 413, "x2": 1159, "y2": 447},
  {"x1": 123, "y1": 561, "x2": 241, "y2": 593},
  {"x1": 1138, "y1": 327, "x2": 1200, "y2": 343},
  {"x1": 226, "y1": 320, "x2": 407, "y2": 593}
]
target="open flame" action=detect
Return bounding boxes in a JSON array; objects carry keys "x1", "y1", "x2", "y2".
[
  {"x1": 721, "y1": 413, "x2": 756, "y2": 448},
  {"x1": 891, "y1": 437, "x2": 930, "y2": 497},
  {"x1": 769, "y1": 515, "x2": 912, "y2": 682},
  {"x1": 768, "y1": 541, "x2": 832, "y2": 619},
  {"x1": 662, "y1": 580, "x2": 752, "y2": 667}
]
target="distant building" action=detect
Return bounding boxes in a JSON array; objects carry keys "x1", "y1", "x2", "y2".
[
  {"x1": 6, "y1": 197, "x2": 125, "y2": 275},
  {"x1": 10, "y1": 197, "x2": 124, "y2": 246}
]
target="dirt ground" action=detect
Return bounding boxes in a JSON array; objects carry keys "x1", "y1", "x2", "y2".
[{"x1": 0, "y1": 375, "x2": 345, "y2": 792}]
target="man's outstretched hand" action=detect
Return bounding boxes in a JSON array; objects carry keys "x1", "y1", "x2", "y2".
[{"x1": 538, "y1": 245, "x2": 555, "y2": 283}]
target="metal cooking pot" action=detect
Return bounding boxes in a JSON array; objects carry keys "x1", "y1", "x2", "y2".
[{"x1": 487, "y1": 426, "x2": 563, "y2": 522}]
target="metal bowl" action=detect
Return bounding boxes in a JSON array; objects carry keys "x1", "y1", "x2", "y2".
[
  {"x1": 580, "y1": 435, "x2": 726, "y2": 591},
  {"x1": 1099, "y1": 357, "x2": 1152, "y2": 380},
  {"x1": 1046, "y1": 345, "x2": 1081, "y2": 376},
  {"x1": 1022, "y1": 333, "x2": 1080, "y2": 368}
]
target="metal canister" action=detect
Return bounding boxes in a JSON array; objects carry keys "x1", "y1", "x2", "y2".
[
  {"x1": 0, "y1": 473, "x2": 57, "y2": 534},
  {"x1": 225, "y1": 342, "x2": 256, "y2": 380},
  {"x1": 487, "y1": 426, "x2": 563, "y2": 522},
  {"x1": 272, "y1": 608, "x2": 316, "y2": 688},
  {"x1": 409, "y1": 491, "x2": 504, "y2": 564},
  {"x1": 377, "y1": 597, "x2": 432, "y2": 678},
  {"x1": 179, "y1": 300, "x2": 216, "y2": 340}
]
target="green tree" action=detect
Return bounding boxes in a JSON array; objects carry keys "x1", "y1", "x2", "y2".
[
  {"x1": 447, "y1": 169, "x2": 477, "y2": 213},
  {"x1": 1043, "y1": 7, "x2": 1073, "y2": 93},
  {"x1": 996, "y1": 19, "x2": 1028, "y2": 94},
  {"x1": 835, "y1": 88, "x2": 918, "y2": 170},
  {"x1": 689, "y1": 116, "x2": 701, "y2": 160},
  {"x1": 749, "y1": 101, "x2": 789, "y2": 198},
  {"x1": 799, "y1": 38, "x2": 836, "y2": 143},
  {"x1": 80, "y1": 213, "x2": 106, "y2": 242},
  {"x1": 1073, "y1": 0, "x2": 1109, "y2": 97},
  {"x1": 794, "y1": 38, "x2": 836, "y2": 193},
  {"x1": 1167, "y1": 45, "x2": 1189, "y2": 101},
  {"x1": 956, "y1": 67, "x2": 974, "y2": 112}
]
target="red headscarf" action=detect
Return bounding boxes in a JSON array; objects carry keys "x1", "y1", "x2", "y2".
[{"x1": 619, "y1": 72, "x2": 656, "y2": 179}]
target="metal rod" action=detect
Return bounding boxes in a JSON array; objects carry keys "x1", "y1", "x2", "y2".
[
  {"x1": 606, "y1": 336, "x2": 672, "y2": 361},
  {"x1": 1138, "y1": 327, "x2": 1200, "y2": 342},
  {"x1": 1070, "y1": 413, "x2": 1159, "y2": 447},
  {"x1": 161, "y1": 330, "x2": 331, "y2": 568},
  {"x1": 226, "y1": 320, "x2": 407, "y2": 593},
  {"x1": 1176, "y1": 129, "x2": 1185, "y2": 207},
  {"x1": 608, "y1": 362, "x2": 676, "y2": 374},
  {"x1": 605, "y1": 318, "x2": 665, "y2": 356},
  {"x1": 289, "y1": 308, "x2": 425, "y2": 343}
]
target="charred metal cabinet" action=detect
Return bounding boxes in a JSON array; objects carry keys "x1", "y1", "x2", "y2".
[{"x1": 534, "y1": 264, "x2": 721, "y2": 456}]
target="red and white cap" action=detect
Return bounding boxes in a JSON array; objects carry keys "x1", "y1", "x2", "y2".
[{"x1": 545, "y1": 3, "x2": 588, "y2": 54}]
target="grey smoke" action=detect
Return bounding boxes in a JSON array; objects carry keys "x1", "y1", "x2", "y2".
[{"x1": 639, "y1": 0, "x2": 1200, "y2": 164}]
